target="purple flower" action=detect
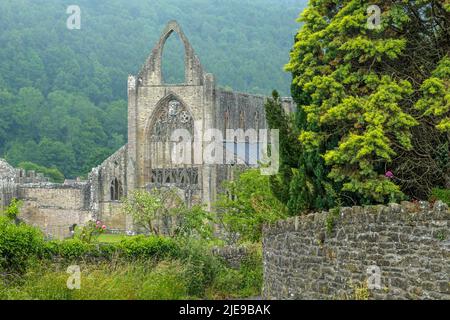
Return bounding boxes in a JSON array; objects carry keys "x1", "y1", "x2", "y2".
[{"x1": 385, "y1": 171, "x2": 394, "y2": 179}]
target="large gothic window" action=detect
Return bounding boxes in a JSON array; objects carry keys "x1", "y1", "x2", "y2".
[
  {"x1": 110, "y1": 178, "x2": 123, "y2": 201},
  {"x1": 149, "y1": 100, "x2": 193, "y2": 143},
  {"x1": 147, "y1": 97, "x2": 198, "y2": 187}
]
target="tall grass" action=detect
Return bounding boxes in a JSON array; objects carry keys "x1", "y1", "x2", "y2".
[
  {"x1": 0, "y1": 243, "x2": 263, "y2": 300},
  {"x1": 0, "y1": 216, "x2": 263, "y2": 300},
  {"x1": 0, "y1": 260, "x2": 190, "y2": 300}
]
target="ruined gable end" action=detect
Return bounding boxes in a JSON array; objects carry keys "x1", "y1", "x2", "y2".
[{"x1": 137, "y1": 20, "x2": 205, "y2": 87}]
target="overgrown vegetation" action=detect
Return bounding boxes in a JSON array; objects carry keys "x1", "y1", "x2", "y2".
[
  {"x1": 3, "y1": 198, "x2": 22, "y2": 221},
  {"x1": 0, "y1": 216, "x2": 46, "y2": 273},
  {"x1": 0, "y1": 255, "x2": 261, "y2": 300},
  {"x1": 16, "y1": 162, "x2": 64, "y2": 183},
  {"x1": 431, "y1": 188, "x2": 450, "y2": 206},
  {"x1": 0, "y1": 199, "x2": 262, "y2": 300},
  {"x1": 265, "y1": 0, "x2": 450, "y2": 214},
  {"x1": 122, "y1": 189, "x2": 214, "y2": 240},
  {"x1": 215, "y1": 169, "x2": 288, "y2": 243}
]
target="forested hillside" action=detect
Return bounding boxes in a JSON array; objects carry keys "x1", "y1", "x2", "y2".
[{"x1": 0, "y1": 0, "x2": 306, "y2": 178}]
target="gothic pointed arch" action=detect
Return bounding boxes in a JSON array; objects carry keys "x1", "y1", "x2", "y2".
[
  {"x1": 110, "y1": 177, "x2": 123, "y2": 201},
  {"x1": 161, "y1": 31, "x2": 186, "y2": 84},
  {"x1": 144, "y1": 92, "x2": 194, "y2": 136},
  {"x1": 138, "y1": 20, "x2": 204, "y2": 86},
  {"x1": 144, "y1": 93, "x2": 197, "y2": 188}
]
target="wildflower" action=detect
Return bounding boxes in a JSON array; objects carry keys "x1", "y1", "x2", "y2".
[{"x1": 385, "y1": 171, "x2": 394, "y2": 179}]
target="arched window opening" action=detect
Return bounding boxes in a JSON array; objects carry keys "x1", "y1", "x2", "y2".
[
  {"x1": 110, "y1": 178, "x2": 123, "y2": 201},
  {"x1": 162, "y1": 31, "x2": 185, "y2": 84},
  {"x1": 148, "y1": 96, "x2": 194, "y2": 175}
]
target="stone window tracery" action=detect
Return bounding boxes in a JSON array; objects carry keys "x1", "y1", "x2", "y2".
[
  {"x1": 148, "y1": 168, "x2": 199, "y2": 187},
  {"x1": 150, "y1": 99, "x2": 193, "y2": 143},
  {"x1": 147, "y1": 98, "x2": 198, "y2": 188}
]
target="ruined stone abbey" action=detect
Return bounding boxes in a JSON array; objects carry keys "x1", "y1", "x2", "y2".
[{"x1": 0, "y1": 21, "x2": 294, "y2": 238}]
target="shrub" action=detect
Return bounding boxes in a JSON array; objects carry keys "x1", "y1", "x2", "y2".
[
  {"x1": 431, "y1": 188, "x2": 450, "y2": 206},
  {"x1": 215, "y1": 169, "x2": 288, "y2": 244},
  {"x1": 46, "y1": 239, "x2": 95, "y2": 261},
  {"x1": 208, "y1": 243, "x2": 263, "y2": 298},
  {"x1": 0, "y1": 217, "x2": 46, "y2": 273},
  {"x1": 74, "y1": 220, "x2": 107, "y2": 243},
  {"x1": 3, "y1": 199, "x2": 22, "y2": 221},
  {"x1": 176, "y1": 239, "x2": 222, "y2": 297},
  {"x1": 176, "y1": 205, "x2": 215, "y2": 241},
  {"x1": 137, "y1": 261, "x2": 189, "y2": 300},
  {"x1": 117, "y1": 235, "x2": 180, "y2": 260}
]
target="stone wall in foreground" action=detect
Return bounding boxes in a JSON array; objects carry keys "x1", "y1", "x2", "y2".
[{"x1": 263, "y1": 201, "x2": 450, "y2": 300}]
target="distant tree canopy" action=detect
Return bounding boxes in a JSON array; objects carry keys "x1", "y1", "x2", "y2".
[
  {"x1": 267, "y1": 0, "x2": 449, "y2": 214},
  {"x1": 0, "y1": 0, "x2": 306, "y2": 178},
  {"x1": 17, "y1": 162, "x2": 64, "y2": 183}
]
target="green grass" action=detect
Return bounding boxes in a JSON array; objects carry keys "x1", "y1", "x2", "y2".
[
  {"x1": 97, "y1": 234, "x2": 128, "y2": 243},
  {"x1": 0, "y1": 214, "x2": 263, "y2": 300},
  {"x1": 0, "y1": 254, "x2": 263, "y2": 300},
  {"x1": 0, "y1": 260, "x2": 191, "y2": 300},
  {"x1": 431, "y1": 188, "x2": 450, "y2": 206}
]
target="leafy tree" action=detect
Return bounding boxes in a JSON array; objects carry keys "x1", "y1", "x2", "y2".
[
  {"x1": 0, "y1": 0, "x2": 307, "y2": 178},
  {"x1": 176, "y1": 205, "x2": 215, "y2": 241},
  {"x1": 285, "y1": 0, "x2": 450, "y2": 210},
  {"x1": 3, "y1": 198, "x2": 22, "y2": 221},
  {"x1": 17, "y1": 162, "x2": 65, "y2": 183},
  {"x1": 122, "y1": 189, "x2": 214, "y2": 239},
  {"x1": 264, "y1": 91, "x2": 300, "y2": 208},
  {"x1": 416, "y1": 56, "x2": 450, "y2": 133},
  {"x1": 215, "y1": 169, "x2": 288, "y2": 243}
]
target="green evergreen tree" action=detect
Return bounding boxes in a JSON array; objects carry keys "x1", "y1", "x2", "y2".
[
  {"x1": 285, "y1": 0, "x2": 449, "y2": 208},
  {"x1": 264, "y1": 91, "x2": 301, "y2": 212}
]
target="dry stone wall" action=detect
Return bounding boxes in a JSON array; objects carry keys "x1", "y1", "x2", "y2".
[{"x1": 263, "y1": 201, "x2": 450, "y2": 300}]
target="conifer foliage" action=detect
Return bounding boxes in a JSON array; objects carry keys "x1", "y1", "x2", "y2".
[{"x1": 281, "y1": 0, "x2": 449, "y2": 212}]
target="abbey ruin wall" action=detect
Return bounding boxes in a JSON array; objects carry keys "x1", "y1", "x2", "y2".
[
  {"x1": 263, "y1": 201, "x2": 450, "y2": 300},
  {"x1": 18, "y1": 183, "x2": 92, "y2": 239}
]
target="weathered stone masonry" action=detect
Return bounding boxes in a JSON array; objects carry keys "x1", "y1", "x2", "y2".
[
  {"x1": 0, "y1": 20, "x2": 295, "y2": 238},
  {"x1": 263, "y1": 201, "x2": 450, "y2": 300}
]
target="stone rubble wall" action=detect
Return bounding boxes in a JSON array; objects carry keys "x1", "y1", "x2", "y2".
[
  {"x1": 212, "y1": 245, "x2": 251, "y2": 269},
  {"x1": 17, "y1": 183, "x2": 93, "y2": 239},
  {"x1": 263, "y1": 201, "x2": 450, "y2": 300}
]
